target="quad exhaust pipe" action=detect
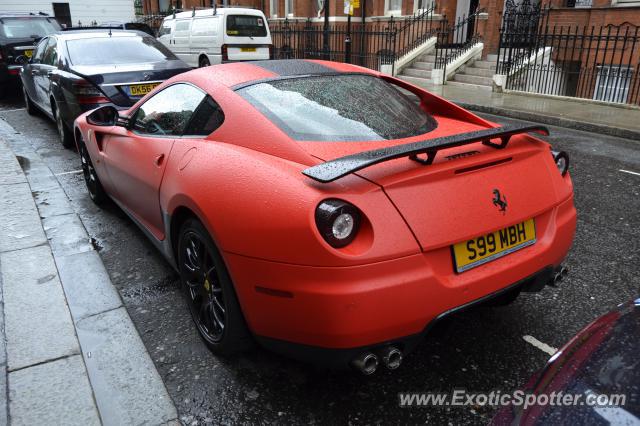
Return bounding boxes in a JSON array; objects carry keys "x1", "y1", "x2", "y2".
[
  {"x1": 351, "y1": 352, "x2": 379, "y2": 375},
  {"x1": 351, "y1": 346, "x2": 403, "y2": 375}
]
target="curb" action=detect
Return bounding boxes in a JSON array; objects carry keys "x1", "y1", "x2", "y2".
[
  {"x1": 0, "y1": 118, "x2": 178, "y2": 425},
  {"x1": 452, "y1": 101, "x2": 640, "y2": 142}
]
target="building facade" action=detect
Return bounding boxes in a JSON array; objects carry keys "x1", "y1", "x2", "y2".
[
  {"x1": 142, "y1": 0, "x2": 640, "y2": 57},
  {"x1": 3, "y1": 0, "x2": 136, "y2": 27}
]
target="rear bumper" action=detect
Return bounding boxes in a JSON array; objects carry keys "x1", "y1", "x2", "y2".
[{"x1": 225, "y1": 195, "x2": 576, "y2": 365}]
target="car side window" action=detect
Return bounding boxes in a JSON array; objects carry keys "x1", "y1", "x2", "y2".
[
  {"x1": 132, "y1": 83, "x2": 206, "y2": 136},
  {"x1": 41, "y1": 37, "x2": 58, "y2": 66},
  {"x1": 183, "y1": 96, "x2": 225, "y2": 136},
  {"x1": 32, "y1": 37, "x2": 48, "y2": 64}
]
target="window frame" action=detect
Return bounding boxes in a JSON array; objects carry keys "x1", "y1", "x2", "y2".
[
  {"x1": 130, "y1": 82, "x2": 209, "y2": 138},
  {"x1": 270, "y1": 0, "x2": 279, "y2": 18},
  {"x1": 593, "y1": 65, "x2": 633, "y2": 104},
  {"x1": 385, "y1": 0, "x2": 403, "y2": 16},
  {"x1": 31, "y1": 37, "x2": 49, "y2": 64},
  {"x1": 41, "y1": 37, "x2": 59, "y2": 66}
]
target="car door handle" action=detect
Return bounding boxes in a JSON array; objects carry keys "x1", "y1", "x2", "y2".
[
  {"x1": 154, "y1": 154, "x2": 165, "y2": 166},
  {"x1": 46, "y1": 71, "x2": 54, "y2": 78},
  {"x1": 31, "y1": 69, "x2": 37, "y2": 75}
]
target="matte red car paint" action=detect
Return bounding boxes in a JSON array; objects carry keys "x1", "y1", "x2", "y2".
[{"x1": 75, "y1": 60, "x2": 577, "y2": 354}]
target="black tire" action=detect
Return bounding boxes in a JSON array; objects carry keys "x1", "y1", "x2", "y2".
[
  {"x1": 199, "y1": 56, "x2": 211, "y2": 67},
  {"x1": 53, "y1": 101, "x2": 74, "y2": 148},
  {"x1": 178, "y1": 218, "x2": 252, "y2": 355},
  {"x1": 78, "y1": 139, "x2": 108, "y2": 206},
  {"x1": 23, "y1": 86, "x2": 36, "y2": 116},
  {"x1": 0, "y1": 84, "x2": 7, "y2": 99}
]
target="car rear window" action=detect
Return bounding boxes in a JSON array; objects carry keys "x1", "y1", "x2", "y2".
[
  {"x1": 238, "y1": 74, "x2": 437, "y2": 142},
  {"x1": 226, "y1": 15, "x2": 267, "y2": 37},
  {"x1": 66, "y1": 35, "x2": 178, "y2": 65},
  {"x1": 0, "y1": 17, "x2": 60, "y2": 39}
]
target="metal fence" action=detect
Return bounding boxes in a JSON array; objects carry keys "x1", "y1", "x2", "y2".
[
  {"x1": 270, "y1": 3, "x2": 440, "y2": 72},
  {"x1": 497, "y1": 4, "x2": 640, "y2": 105},
  {"x1": 434, "y1": 9, "x2": 484, "y2": 73}
]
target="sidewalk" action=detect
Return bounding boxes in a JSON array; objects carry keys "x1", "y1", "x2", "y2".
[
  {"x1": 409, "y1": 81, "x2": 640, "y2": 141},
  {"x1": 0, "y1": 119, "x2": 178, "y2": 425}
]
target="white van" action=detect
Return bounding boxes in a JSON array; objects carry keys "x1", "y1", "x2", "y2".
[{"x1": 158, "y1": 7, "x2": 272, "y2": 68}]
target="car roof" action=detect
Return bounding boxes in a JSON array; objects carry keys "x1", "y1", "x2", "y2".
[
  {"x1": 0, "y1": 12, "x2": 52, "y2": 19},
  {"x1": 165, "y1": 7, "x2": 264, "y2": 20},
  {"x1": 55, "y1": 29, "x2": 151, "y2": 40},
  {"x1": 180, "y1": 59, "x2": 377, "y2": 89}
]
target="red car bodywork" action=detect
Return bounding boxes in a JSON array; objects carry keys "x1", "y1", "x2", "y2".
[{"x1": 74, "y1": 60, "x2": 576, "y2": 366}]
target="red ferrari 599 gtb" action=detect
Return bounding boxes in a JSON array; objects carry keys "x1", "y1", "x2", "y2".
[{"x1": 74, "y1": 60, "x2": 576, "y2": 374}]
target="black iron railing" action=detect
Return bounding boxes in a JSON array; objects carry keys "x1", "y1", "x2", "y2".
[
  {"x1": 270, "y1": 3, "x2": 439, "y2": 72},
  {"x1": 497, "y1": 7, "x2": 640, "y2": 105},
  {"x1": 434, "y1": 9, "x2": 484, "y2": 76}
]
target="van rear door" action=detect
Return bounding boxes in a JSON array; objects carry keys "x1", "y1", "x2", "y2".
[{"x1": 223, "y1": 13, "x2": 271, "y2": 61}]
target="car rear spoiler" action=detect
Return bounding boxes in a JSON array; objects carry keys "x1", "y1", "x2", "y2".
[{"x1": 302, "y1": 124, "x2": 549, "y2": 183}]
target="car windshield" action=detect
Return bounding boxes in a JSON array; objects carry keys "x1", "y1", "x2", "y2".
[
  {"x1": 238, "y1": 74, "x2": 438, "y2": 142},
  {"x1": 0, "y1": 17, "x2": 60, "y2": 39},
  {"x1": 226, "y1": 15, "x2": 267, "y2": 37},
  {"x1": 66, "y1": 35, "x2": 177, "y2": 65}
]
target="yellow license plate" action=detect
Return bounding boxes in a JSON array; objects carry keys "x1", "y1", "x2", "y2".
[
  {"x1": 24, "y1": 49, "x2": 33, "y2": 58},
  {"x1": 240, "y1": 47, "x2": 256, "y2": 52},
  {"x1": 452, "y1": 219, "x2": 536, "y2": 273},
  {"x1": 129, "y1": 83, "x2": 159, "y2": 97}
]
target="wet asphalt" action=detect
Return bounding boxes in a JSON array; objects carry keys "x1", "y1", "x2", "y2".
[{"x1": 1, "y1": 87, "x2": 639, "y2": 425}]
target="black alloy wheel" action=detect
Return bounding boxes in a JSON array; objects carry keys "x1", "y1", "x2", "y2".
[{"x1": 178, "y1": 218, "x2": 252, "y2": 355}]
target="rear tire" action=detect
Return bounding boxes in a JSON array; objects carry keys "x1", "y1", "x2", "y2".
[
  {"x1": 78, "y1": 139, "x2": 108, "y2": 206},
  {"x1": 199, "y1": 56, "x2": 211, "y2": 67},
  {"x1": 53, "y1": 101, "x2": 74, "y2": 148},
  {"x1": 178, "y1": 218, "x2": 252, "y2": 356}
]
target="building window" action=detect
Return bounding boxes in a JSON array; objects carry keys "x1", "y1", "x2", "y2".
[
  {"x1": 413, "y1": 0, "x2": 433, "y2": 11},
  {"x1": 593, "y1": 65, "x2": 633, "y2": 103},
  {"x1": 385, "y1": 0, "x2": 403, "y2": 15},
  {"x1": 285, "y1": 0, "x2": 294, "y2": 16},
  {"x1": 270, "y1": 0, "x2": 279, "y2": 17},
  {"x1": 566, "y1": 0, "x2": 592, "y2": 7}
]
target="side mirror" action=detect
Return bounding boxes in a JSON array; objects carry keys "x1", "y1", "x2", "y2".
[
  {"x1": 15, "y1": 55, "x2": 28, "y2": 65},
  {"x1": 86, "y1": 106, "x2": 127, "y2": 127}
]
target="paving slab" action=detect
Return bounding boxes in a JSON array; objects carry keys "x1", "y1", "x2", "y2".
[
  {"x1": 0, "y1": 141, "x2": 25, "y2": 186},
  {"x1": 42, "y1": 213, "x2": 93, "y2": 257},
  {"x1": 32, "y1": 185, "x2": 75, "y2": 219},
  {"x1": 9, "y1": 355, "x2": 100, "y2": 426},
  {"x1": 1, "y1": 245, "x2": 79, "y2": 371},
  {"x1": 76, "y1": 307, "x2": 177, "y2": 426},
  {"x1": 56, "y1": 250, "x2": 123, "y2": 322},
  {"x1": 0, "y1": 182, "x2": 47, "y2": 253}
]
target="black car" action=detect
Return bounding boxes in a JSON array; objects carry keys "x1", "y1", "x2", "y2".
[
  {"x1": 492, "y1": 298, "x2": 640, "y2": 425},
  {"x1": 20, "y1": 29, "x2": 191, "y2": 147},
  {"x1": 0, "y1": 12, "x2": 60, "y2": 97}
]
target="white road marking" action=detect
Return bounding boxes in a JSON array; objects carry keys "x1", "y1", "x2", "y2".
[
  {"x1": 523, "y1": 335, "x2": 557, "y2": 356},
  {"x1": 619, "y1": 169, "x2": 640, "y2": 177},
  {"x1": 54, "y1": 169, "x2": 83, "y2": 176},
  {"x1": 0, "y1": 107, "x2": 26, "y2": 113}
]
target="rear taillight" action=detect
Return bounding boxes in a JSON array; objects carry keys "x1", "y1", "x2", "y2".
[
  {"x1": 315, "y1": 199, "x2": 361, "y2": 248},
  {"x1": 221, "y1": 44, "x2": 228, "y2": 62},
  {"x1": 73, "y1": 80, "x2": 109, "y2": 104}
]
